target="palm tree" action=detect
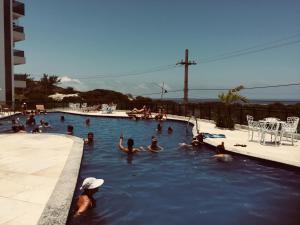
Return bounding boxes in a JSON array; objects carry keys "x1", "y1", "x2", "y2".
[
  {"x1": 40, "y1": 74, "x2": 61, "y2": 95},
  {"x1": 216, "y1": 85, "x2": 248, "y2": 129},
  {"x1": 218, "y1": 85, "x2": 247, "y2": 105}
]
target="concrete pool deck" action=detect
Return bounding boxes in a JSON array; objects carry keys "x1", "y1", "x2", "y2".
[
  {"x1": 57, "y1": 109, "x2": 300, "y2": 167},
  {"x1": 0, "y1": 133, "x2": 83, "y2": 225}
]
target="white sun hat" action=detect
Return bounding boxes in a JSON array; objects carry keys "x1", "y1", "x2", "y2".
[{"x1": 80, "y1": 177, "x2": 104, "y2": 190}]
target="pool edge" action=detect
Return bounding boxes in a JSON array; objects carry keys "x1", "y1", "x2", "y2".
[{"x1": 37, "y1": 134, "x2": 84, "y2": 225}]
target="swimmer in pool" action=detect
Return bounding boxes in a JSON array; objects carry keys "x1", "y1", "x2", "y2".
[
  {"x1": 147, "y1": 136, "x2": 163, "y2": 152},
  {"x1": 212, "y1": 142, "x2": 233, "y2": 162},
  {"x1": 179, "y1": 137, "x2": 201, "y2": 149},
  {"x1": 84, "y1": 132, "x2": 94, "y2": 145},
  {"x1": 156, "y1": 123, "x2": 162, "y2": 132},
  {"x1": 67, "y1": 125, "x2": 74, "y2": 135},
  {"x1": 74, "y1": 177, "x2": 104, "y2": 217},
  {"x1": 118, "y1": 135, "x2": 141, "y2": 154}
]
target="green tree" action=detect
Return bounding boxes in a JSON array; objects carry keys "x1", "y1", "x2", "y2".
[
  {"x1": 40, "y1": 74, "x2": 61, "y2": 95},
  {"x1": 216, "y1": 85, "x2": 248, "y2": 129},
  {"x1": 218, "y1": 85, "x2": 247, "y2": 105}
]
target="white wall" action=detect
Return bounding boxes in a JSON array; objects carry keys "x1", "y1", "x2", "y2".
[
  {"x1": 14, "y1": 80, "x2": 26, "y2": 88},
  {"x1": 0, "y1": 0, "x2": 6, "y2": 103}
]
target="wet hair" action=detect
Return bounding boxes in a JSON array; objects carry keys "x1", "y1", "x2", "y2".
[
  {"x1": 44, "y1": 122, "x2": 49, "y2": 126},
  {"x1": 88, "y1": 132, "x2": 94, "y2": 136},
  {"x1": 67, "y1": 125, "x2": 74, "y2": 133},
  {"x1": 127, "y1": 138, "x2": 134, "y2": 148},
  {"x1": 157, "y1": 124, "x2": 162, "y2": 131}
]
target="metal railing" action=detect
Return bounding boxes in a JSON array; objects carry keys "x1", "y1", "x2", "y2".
[
  {"x1": 14, "y1": 49, "x2": 25, "y2": 57},
  {"x1": 13, "y1": 1, "x2": 25, "y2": 16}
]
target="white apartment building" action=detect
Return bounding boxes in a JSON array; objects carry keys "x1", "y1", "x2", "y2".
[{"x1": 0, "y1": 0, "x2": 25, "y2": 106}]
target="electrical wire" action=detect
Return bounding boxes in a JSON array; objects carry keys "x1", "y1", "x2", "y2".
[
  {"x1": 139, "y1": 82, "x2": 300, "y2": 96},
  {"x1": 199, "y1": 39, "x2": 300, "y2": 64},
  {"x1": 198, "y1": 32, "x2": 300, "y2": 62},
  {"x1": 75, "y1": 64, "x2": 179, "y2": 80}
]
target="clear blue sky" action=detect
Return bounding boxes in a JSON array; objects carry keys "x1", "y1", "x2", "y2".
[{"x1": 15, "y1": 0, "x2": 300, "y2": 99}]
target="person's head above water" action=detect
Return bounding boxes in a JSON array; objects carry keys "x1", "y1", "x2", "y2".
[
  {"x1": 60, "y1": 115, "x2": 65, "y2": 121},
  {"x1": 80, "y1": 177, "x2": 104, "y2": 191},
  {"x1": 152, "y1": 136, "x2": 157, "y2": 143},
  {"x1": 157, "y1": 123, "x2": 162, "y2": 131},
  {"x1": 67, "y1": 125, "x2": 74, "y2": 134},
  {"x1": 127, "y1": 138, "x2": 134, "y2": 148},
  {"x1": 87, "y1": 132, "x2": 94, "y2": 141}
]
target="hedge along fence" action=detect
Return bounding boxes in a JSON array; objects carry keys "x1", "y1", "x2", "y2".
[{"x1": 13, "y1": 100, "x2": 300, "y2": 132}]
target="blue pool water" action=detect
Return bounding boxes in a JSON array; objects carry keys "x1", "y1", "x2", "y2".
[{"x1": 1, "y1": 113, "x2": 300, "y2": 225}]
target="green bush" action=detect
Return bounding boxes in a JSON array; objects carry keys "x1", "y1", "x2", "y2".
[{"x1": 214, "y1": 111, "x2": 235, "y2": 129}]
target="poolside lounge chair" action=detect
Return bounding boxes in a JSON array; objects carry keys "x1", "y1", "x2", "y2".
[{"x1": 36, "y1": 105, "x2": 46, "y2": 114}]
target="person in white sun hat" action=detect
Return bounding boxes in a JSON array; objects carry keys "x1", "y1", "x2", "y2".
[{"x1": 74, "y1": 177, "x2": 104, "y2": 217}]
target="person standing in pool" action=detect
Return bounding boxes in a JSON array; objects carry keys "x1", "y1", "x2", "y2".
[
  {"x1": 156, "y1": 123, "x2": 162, "y2": 132},
  {"x1": 74, "y1": 177, "x2": 104, "y2": 217},
  {"x1": 67, "y1": 125, "x2": 74, "y2": 135},
  {"x1": 85, "y1": 118, "x2": 90, "y2": 126},
  {"x1": 119, "y1": 135, "x2": 141, "y2": 154},
  {"x1": 84, "y1": 132, "x2": 94, "y2": 145},
  {"x1": 147, "y1": 136, "x2": 163, "y2": 152}
]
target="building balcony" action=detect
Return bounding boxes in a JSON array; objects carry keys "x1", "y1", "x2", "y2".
[
  {"x1": 13, "y1": 1, "x2": 25, "y2": 19},
  {"x1": 13, "y1": 25, "x2": 25, "y2": 42},
  {"x1": 14, "y1": 74, "x2": 27, "y2": 88},
  {"x1": 14, "y1": 50, "x2": 26, "y2": 65}
]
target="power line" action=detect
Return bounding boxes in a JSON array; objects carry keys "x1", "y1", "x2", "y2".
[
  {"x1": 199, "y1": 39, "x2": 300, "y2": 64},
  {"x1": 27, "y1": 33, "x2": 300, "y2": 81},
  {"x1": 28, "y1": 64, "x2": 179, "y2": 80},
  {"x1": 75, "y1": 64, "x2": 178, "y2": 80},
  {"x1": 139, "y1": 82, "x2": 300, "y2": 96},
  {"x1": 199, "y1": 32, "x2": 300, "y2": 62}
]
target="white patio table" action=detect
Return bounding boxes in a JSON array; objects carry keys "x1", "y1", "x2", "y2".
[{"x1": 259, "y1": 119, "x2": 287, "y2": 145}]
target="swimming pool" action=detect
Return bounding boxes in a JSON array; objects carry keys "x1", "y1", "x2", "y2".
[{"x1": 1, "y1": 112, "x2": 300, "y2": 225}]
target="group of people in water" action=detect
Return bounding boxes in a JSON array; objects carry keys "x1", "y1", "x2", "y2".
[
  {"x1": 11, "y1": 113, "x2": 51, "y2": 133},
  {"x1": 7, "y1": 112, "x2": 233, "y2": 217}
]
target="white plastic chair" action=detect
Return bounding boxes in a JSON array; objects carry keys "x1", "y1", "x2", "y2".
[
  {"x1": 101, "y1": 104, "x2": 109, "y2": 113},
  {"x1": 260, "y1": 120, "x2": 280, "y2": 146},
  {"x1": 81, "y1": 103, "x2": 87, "y2": 111},
  {"x1": 246, "y1": 115, "x2": 262, "y2": 141},
  {"x1": 69, "y1": 103, "x2": 74, "y2": 110},
  {"x1": 280, "y1": 117, "x2": 299, "y2": 145}
]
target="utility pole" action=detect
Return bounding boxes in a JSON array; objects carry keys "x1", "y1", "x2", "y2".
[
  {"x1": 176, "y1": 49, "x2": 196, "y2": 114},
  {"x1": 160, "y1": 82, "x2": 167, "y2": 100},
  {"x1": 154, "y1": 82, "x2": 168, "y2": 100}
]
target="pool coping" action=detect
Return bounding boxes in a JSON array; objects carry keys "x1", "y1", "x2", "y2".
[{"x1": 37, "y1": 134, "x2": 84, "y2": 225}]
